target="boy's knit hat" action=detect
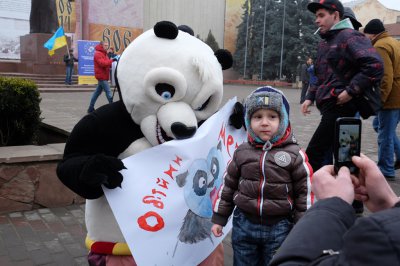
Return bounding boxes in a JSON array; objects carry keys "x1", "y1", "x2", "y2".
[
  {"x1": 364, "y1": 19, "x2": 385, "y2": 34},
  {"x1": 244, "y1": 86, "x2": 290, "y2": 144}
]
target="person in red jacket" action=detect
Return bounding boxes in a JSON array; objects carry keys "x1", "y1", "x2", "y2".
[{"x1": 87, "y1": 41, "x2": 115, "y2": 113}]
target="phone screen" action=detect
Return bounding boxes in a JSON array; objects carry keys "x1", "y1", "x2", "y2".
[
  {"x1": 338, "y1": 124, "x2": 361, "y2": 162},
  {"x1": 334, "y1": 118, "x2": 362, "y2": 174}
]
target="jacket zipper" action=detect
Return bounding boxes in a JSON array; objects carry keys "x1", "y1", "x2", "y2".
[{"x1": 258, "y1": 141, "x2": 272, "y2": 220}]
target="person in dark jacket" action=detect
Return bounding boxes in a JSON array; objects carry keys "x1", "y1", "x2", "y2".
[
  {"x1": 299, "y1": 59, "x2": 309, "y2": 104},
  {"x1": 301, "y1": 0, "x2": 383, "y2": 172},
  {"x1": 364, "y1": 19, "x2": 400, "y2": 180},
  {"x1": 107, "y1": 47, "x2": 116, "y2": 59},
  {"x1": 306, "y1": 57, "x2": 317, "y2": 88},
  {"x1": 87, "y1": 41, "x2": 114, "y2": 113},
  {"x1": 211, "y1": 86, "x2": 313, "y2": 266},
  {"x1": 63, "y1": 48, "x2": 78, "y2": 85},
  {"x1": 270, "y1": 154, "x2": 400, "y2": 265}
]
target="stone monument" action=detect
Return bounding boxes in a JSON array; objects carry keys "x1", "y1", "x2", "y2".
[{"x1": 19, "y1": 0, "x2": 69, "y2": 74}]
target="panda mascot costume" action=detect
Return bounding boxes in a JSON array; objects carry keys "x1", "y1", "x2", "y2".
[{"x1": 57, "y1": 21, "x2": 238, "y2": 265}]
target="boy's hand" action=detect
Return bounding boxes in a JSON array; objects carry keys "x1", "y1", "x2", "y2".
[{"x1": 211, "y1": 224, "x2": 224, "y2": 237}]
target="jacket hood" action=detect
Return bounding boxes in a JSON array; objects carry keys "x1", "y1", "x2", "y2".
[
  {"x1": 331, "y1": 18, "x2": 354, "y2": 30},
  {"x1": 371, "y1": 31, "x2": 388, "y2": 45},
  {"x1": 95, "y1": 44, "x2": 106, "y2": 53},
  {"x1": 320, "y1": 18, "x2": 354, "y2": 39}
]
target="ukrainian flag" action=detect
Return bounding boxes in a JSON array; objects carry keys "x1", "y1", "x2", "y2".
[{"x1": 43, "y1": 27, "x2": 67, "y2": 56}]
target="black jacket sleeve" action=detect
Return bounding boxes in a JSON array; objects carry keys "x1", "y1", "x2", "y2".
[
  {"x1": 270, "y1": 197, "x2": 355, "y2": 265},
  {"x1": 271, "y1": 198, "x2": 400, "y2": 266},
  {"x1": 337, "y1": 206, "x2": 400, "y2": 265}
]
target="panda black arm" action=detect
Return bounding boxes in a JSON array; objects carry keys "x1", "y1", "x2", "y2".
[{"x1": 57, "y1": 102, "x2": 143, "y2": 199}]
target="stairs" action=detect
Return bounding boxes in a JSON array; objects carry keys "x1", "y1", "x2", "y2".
[{"x1": 0, "y1": 72, "x2": 96, "y2": 92}]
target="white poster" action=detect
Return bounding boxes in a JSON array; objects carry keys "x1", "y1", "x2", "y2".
[{"x1": 104, "y1": 99, "x2": 247, "y2": 265}]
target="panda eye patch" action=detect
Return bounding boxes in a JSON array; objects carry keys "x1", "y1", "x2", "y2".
[
  {"x1": 192, "y1": 170, "x2": 208, "y2": 196},
  {"x1": 155, "y1": 83, "x2": 175, "y2": 100},
  {"x1": 196, "y1": 96, "x2": 211, "y2": 111}
]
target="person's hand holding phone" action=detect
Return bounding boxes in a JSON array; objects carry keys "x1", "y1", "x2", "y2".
[
  {"x1": 334, "y1": 118, "x2": 361, "y2": 175},
  {"x1": 352, "y1": 154, "x2": 399, "y2": 212},
  {"x1": 312, "y1": 165, "x2": 355, "y2": 204}
]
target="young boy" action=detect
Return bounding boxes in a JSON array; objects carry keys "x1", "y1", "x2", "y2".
[{"x1": 211, "y1": 86, "x2": 313, "y2": 265}]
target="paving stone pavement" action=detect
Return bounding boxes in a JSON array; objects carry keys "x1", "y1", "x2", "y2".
[{"x1": 1, "y1": 84, "x2": 399, "y2": 265}]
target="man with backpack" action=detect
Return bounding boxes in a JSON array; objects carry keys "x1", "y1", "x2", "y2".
[
  {"x1": 301, "y1": 0, "x2": 383, "y2": 173},
  {"x1": 364, "y1": 19, "x2": 400, "y2": 180}
]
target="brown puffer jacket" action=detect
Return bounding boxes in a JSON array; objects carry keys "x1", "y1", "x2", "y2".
[
  {"x1": 212, "y1": 128, "x2": 313, "y2": 226},
  {"x1": 372, "y1": 32, "x2": 400, "y2": 109}
]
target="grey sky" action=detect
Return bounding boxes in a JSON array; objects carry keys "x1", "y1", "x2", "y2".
[{"x1": 341, "y1": 0, "x2": 400, "y2": 10}]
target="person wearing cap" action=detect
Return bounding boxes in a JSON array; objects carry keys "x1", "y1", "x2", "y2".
[
  {"x1": 364, "y1": 19, "x2": 400, "y2": 180},
  {"x1": 63, "y1": 48, "x2": 78, "y2": 85},
  {"x1": 211, "y1": 86, "x2": 313, "y2": 265},
  {"x1": 301, "y1": 0, "x2": 383, "y2": 174}
]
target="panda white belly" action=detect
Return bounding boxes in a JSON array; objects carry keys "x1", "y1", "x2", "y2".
[{"x1": 85, "y1": 137, "x2": 152, "y2": 243}]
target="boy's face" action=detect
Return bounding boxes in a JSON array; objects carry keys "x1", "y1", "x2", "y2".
[{"x1": 250, "y1": 108, "x2": 280, "y2": 142}]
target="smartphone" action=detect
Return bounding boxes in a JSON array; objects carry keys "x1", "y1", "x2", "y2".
[{"x1": 333, "y1": 117, "x2": 362, "y2": 174}]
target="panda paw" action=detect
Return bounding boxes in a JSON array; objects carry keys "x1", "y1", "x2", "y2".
[
  {"x1": 229, "y1": 102, "x2": 245, "y2": 129},
  {"x1": 80, "y1": 154, "x2": 126, "y2": 189}
]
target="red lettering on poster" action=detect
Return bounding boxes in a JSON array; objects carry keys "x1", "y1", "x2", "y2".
[
  {"x1": 143, "y1": 195, "x2": 164, "y2": 209},
  {"x1": 137, "y1": 211, "x2": 165, "y2": 232},
  {"x1": 152, "y1": 188, "x2": 167, "y2": 197},
  {"x1": 164, "y1": 165, "x2": 177, "y2": 180},
  {"x1": 139, "y1": 156, "x2": 184, "y2": 232},
  {"x1": 156, "y1": 178, "x2": 169, "y2": 189},
  {"x1": 173, "y1": 155, "x2": 182, "y2": 166}
]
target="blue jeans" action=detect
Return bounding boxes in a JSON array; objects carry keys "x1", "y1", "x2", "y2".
[
  {"x1": 376, "y1": 109, "x2": 400, "y2": 176},
  {"x1": 231, "y1": 208, "x2": 292, "y2": 266},
  {"x1": 65, "y1": 65, "x2": 73, "y2": 84},
  {"x1": 88, "y1": 80, "x2": 113, "y2": 112}
]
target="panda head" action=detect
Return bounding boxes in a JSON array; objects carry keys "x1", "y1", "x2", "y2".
[{"x1": 116, "y1": 21, "x2": 232, "y2": 146}]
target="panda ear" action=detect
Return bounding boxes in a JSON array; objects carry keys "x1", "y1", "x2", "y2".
[
  {"x1": 217, "y1": 141, "x2": 222, "y2": 151},
  {"x1": 154, "y1": 21, "x2": 178, "y2": 40},
  {"x1": 214, "y1": 49, "x2": 233, "y2": 70},
  {"x1": 176, "y1": 171, "x2": 188, "y2": 187}
]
